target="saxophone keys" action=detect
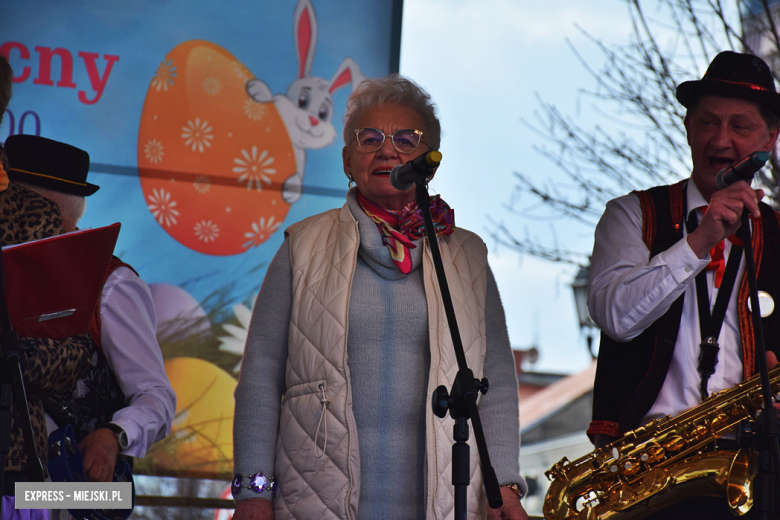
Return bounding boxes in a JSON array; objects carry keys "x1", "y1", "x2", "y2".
[
  {"x1": 663, "y1": 435, "x2": 686, "y2": 452},
  {"x1": 710, "y1": 412, "x2": 730, "y2": 431},
  {"x1": 621, "y1": 458, "x2": 641, "y2": 476},
  {"x1": 689, "y1": 424, "x2": 709, "y2": 442},
  {"x1": 642, "y1": 445, "x2": 665, "y2": 463}
]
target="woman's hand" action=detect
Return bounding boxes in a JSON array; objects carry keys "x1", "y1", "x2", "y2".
[
  {"x1": 487, "y1": 486, "x2": 529, "y2": 520},
  {"x1": 232, "y1": 498, "x2": 274, "y2": 520}
]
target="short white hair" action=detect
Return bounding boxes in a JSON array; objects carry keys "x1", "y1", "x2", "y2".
[{"x1": 343, "y1": 74, "x2": 441, "y2": 150}]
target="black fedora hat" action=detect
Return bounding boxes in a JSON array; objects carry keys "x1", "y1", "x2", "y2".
[
  {"x1": 4, "y1": 134, "x2": 99, "y2": 196},
  {"x1": 677, "y1": 51, "x2": 780, "y2": 116},
  {"x1": 676, "y1": 51, "x2": 780, "y2": 118}
]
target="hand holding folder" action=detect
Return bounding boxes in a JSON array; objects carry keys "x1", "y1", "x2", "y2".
[{"x1": 1, "y1": 223, "x2": 121, "y2": 339}]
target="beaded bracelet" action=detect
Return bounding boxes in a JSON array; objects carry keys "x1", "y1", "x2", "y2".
[
  {"x1": 503, "y1": 484, "x2": 522, "y2": 500},
  {"x1": 231, "y1": 472, "x2": 276, "y2": 496}
]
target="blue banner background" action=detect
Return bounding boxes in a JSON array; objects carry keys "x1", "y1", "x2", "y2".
[
  {"x1": 2, "y1": 0, "x2": 397, "y2": 304},
  {"x1": 1, "y1": 0, "x2": 399, "y2": 478}
]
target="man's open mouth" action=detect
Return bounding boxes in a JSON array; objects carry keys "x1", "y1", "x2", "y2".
[{"x1": 709, "y1": 157, "x2": 734, "y2": 170}]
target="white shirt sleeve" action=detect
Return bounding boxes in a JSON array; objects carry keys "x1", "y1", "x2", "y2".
[
  {"x1": 99, "y1": 266, "x2": 176, "y2": 458},
  {"x1": 588, "y1": 193, "x2": 711, "y2": 342}
]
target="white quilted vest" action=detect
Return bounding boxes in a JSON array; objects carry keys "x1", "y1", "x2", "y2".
[{"x1": 275, "y1": 203, "x2": 488, "y2": 520}]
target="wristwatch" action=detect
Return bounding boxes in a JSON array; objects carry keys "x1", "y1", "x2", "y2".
[{"x1": 104, "y1": 423, "x2": 129, "y2": 451}]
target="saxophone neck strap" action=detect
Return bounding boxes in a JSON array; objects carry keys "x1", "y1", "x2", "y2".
[{"x1": 683, "y1": 183, "x2": 744, "y2": 401}]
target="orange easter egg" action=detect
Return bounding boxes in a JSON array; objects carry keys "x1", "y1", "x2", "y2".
[{"x1": 138, "y1": 40, "x2": 295, "y2": 255}]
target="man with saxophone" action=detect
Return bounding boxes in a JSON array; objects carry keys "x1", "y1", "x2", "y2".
[{"x1": 587, "y1": 51, "x2": 780, "y2": 519}]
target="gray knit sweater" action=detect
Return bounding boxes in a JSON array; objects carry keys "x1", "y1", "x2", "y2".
[{"x1": 233, "y1": 190, "x2": 524, "y2": 518}]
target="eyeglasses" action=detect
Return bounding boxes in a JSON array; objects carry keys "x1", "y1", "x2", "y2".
[{"x1": 354, "y1": 128, "x2": 425, "y2": 153}]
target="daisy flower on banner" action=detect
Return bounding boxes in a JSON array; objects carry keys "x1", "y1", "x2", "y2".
[{"x1": 218, "y1": 302, "x2": 253, "y2": 373}]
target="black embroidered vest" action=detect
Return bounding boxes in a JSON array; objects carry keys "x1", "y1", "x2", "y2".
[{"x1": 588, "y1": 181, "x2": 780, "y2": 441}]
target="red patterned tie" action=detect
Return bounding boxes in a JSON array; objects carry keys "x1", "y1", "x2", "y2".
[{"x1": 700, "y1": 205, "x2": 743, "y2": 288}]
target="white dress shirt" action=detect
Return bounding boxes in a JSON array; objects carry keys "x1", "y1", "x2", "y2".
[
  {"x1": 588, "y1": 179, "x2": 746, "y2": 425},
  {"x1": 46, "y1": 266, "x2": 176, "y2": 458},
  {"x1": 99, "y1": 266, "x2": 176, "y2": 457}
]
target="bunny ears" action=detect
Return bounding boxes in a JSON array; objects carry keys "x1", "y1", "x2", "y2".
[
  {"x1": 330, "y1": 58, "x2": 365, "y2": 94},
  {"x1": 293, "y1": 0, "x2": 318, "y2": 79},
  {"x1": 293, "y1": 0, "x2": 365, "y2": 94}
]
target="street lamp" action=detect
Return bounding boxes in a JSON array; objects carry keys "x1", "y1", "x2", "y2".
[{"x1": 571, "y1": 263, "x2": 597, "y2": 359}]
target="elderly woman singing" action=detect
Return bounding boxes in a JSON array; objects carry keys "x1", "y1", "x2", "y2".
[{"x1": 232, "y1": 75, "x2": 528, "y2": 520}]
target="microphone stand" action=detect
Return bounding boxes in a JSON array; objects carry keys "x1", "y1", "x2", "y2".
[
  {"x1": 736, "y1": 210, "x2": 780, "y2": 520},
  {"x1": 0, "y1": 247, "x2": 45, "y2": 517},
  {"x1": 414, "y1": 181, "x2": 503, "y2": 519}
]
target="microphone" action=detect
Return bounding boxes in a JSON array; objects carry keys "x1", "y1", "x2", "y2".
[
  {"x1": 389, "y1": 150, "x2": 442, "y2": 191},
  {"x1": 715, "y1": 151, "x2": 769, "y2": 189}
]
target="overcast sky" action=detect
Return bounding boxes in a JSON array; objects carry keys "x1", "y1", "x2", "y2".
[{"x1": 399, "y1": 0, "x2": 637, "y2": 374}]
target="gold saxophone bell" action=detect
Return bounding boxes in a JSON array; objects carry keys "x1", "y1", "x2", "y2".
[
  {"x1": 726, "y1": 448, "x2": 756, "y2": 515},
  {"x1": 543, "y1": 366, "x2": 780, "y2": 519}
]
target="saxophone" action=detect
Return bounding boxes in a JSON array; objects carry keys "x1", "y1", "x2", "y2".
[{"x1": 543, "y1": 365, "x2": 780, "y2": 519}]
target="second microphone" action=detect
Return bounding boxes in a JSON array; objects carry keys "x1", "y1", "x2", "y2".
[{"x1": 390, "y1": 150, "x2": 442, "y2": 191}]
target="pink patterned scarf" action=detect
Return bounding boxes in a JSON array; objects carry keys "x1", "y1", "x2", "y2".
[{"x1": 357, "y1": 191, "x2": 455, "y2": 274}]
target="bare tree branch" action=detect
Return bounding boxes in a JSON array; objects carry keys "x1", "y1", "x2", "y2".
[{"x1": 492, "y1": 0, "x2": 780, "y2": 262}]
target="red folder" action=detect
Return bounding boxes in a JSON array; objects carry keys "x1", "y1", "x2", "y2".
[{"x1": 2, "y1": 223, "x2": 121, "y2": 339}]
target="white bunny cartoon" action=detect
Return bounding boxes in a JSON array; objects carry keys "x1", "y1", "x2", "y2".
[{"x1": 246, "y1": 0, "x2": 365, "y2": 204}]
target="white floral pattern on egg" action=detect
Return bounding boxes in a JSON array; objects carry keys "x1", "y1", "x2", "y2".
[{"x1": 138, "y1": 40, "x2": 295, "y2": 256}]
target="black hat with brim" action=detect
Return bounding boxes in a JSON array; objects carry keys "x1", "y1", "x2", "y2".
[
  {"x1": 676, "y1": 51, "x2": 780, "y2": 118},
  {"x1": 4, "y1": 134, "x2": 99, "y2": 196}
]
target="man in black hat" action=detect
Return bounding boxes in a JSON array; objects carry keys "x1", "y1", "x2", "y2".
[
  {"x1": 586, "y1": 51, "x2": 780, "y2": 518},
  {"x1": 4, "y1": 135, "x2": 175, "y2": 492},
  {"x1": 0, "y1": 55, "x2": 64, "y2": 244},
  {"x1": 1, "y1": 57, "x2": 97, "y2": 518}
]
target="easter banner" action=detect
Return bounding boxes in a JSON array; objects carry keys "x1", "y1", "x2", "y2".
[{"x1": 1, "y1": 0, "x2": 402, "y2": 479}]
